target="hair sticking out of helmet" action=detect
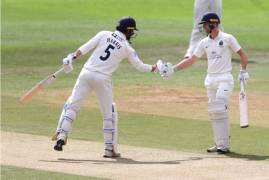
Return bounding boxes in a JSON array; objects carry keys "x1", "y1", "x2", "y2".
[{"x1": 116, "y1": 16, "x2": 138, "y2": 43}]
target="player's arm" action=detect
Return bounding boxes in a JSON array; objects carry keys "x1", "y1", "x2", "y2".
[
  {"x1": 72, "y1": 49, "x2": 82, "y2": 59},
  {"x1": 173, "y1": 55, "x2": 198, "y2": 72},
  {"x1": 156, "y1": 55, "x2": 198, "y2": 80},
  {"x1": 67, "y1": 31, "x2": 106, "y2": 61},
  {"x1": 229, "y1": 35, "x2": 249, "y2": 83},
  {"x1": 62, "y1": 32, "x2": 105, "y2": 73},
  {"x1": 174, "y1": 39, "x2": 204, "y2": 72},
  {"x1": 127, "y1": 47, "x2": 156, "y2": 72},
  {"x1": 237, "y1": 48, "x2": 248, "y2": 70},
  {"x1": 237, "y1": 48, "x2": 249, "y2": 83},
  {"x1": 159, "y1": 40, "x2": 204, "y2": 79},
  {"x1": 78, "y1": 31, "x2": 106, "y2": 55},
  {"x1": 229, "y1": 34, "x2": 248, "y2": 70}
]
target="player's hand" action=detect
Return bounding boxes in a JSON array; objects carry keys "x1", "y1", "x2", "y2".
[
  {"x1": 238, "y1": 69, "x2": 249, "y2": 84},
  {"x1": 151, "y1": 64, "x2": 158, "y2": 73},
  {"x1": 62, "y1": 53, "x2": 75, "y2": 65},
  {"x1": 154, "y1": 59, "x2": 162, "y2": 73},
  {"x1": 161, "y1": 62, "x2": 174, "y2": 80},
  {"x1": 63, "y1": 53, "x2": 75, "y2": 73},
  {"x1": 156, "y1": 59, "x2": 174, "y2": 80}
]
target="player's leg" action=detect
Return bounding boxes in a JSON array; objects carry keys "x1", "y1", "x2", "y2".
[
  {"x1": 206, "y1": 86, "x2": 218, "y2": 152},
  {"x1": 185, "y1": 0, "x2": 209, "y2": 57},
  {"x1": 207, "y1": 81, "x2": 233, "y2": 154},
  {"x1": 94, "y1": 73, "x2": 120, "y2": 158},
  {"x1": 209, "y1": 0, "x2": 223, "y2": 30},
  {"x1": 112, "y1": 102, "x2": 119, "y2": 153},
  {"x1": 210, "y1": 0, "x2": 222, "y2": 18},
  {"x1": 53, "y1": 69, "x2": 92, "y2": 151}
]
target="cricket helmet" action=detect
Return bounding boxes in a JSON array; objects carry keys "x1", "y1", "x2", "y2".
[
  {"x1": 199, "y1": 12, "x2": 220, "y2": 25},
  {"x1": 116, "y1": 16, "x2": 138, "y2": 41}
]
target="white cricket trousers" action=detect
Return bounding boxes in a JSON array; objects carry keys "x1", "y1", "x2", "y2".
[
  {"x1": 185, "y1": 0, "x2": 223, "y2": 57},
  {"x1": 205, "y1": 72, "x2": 233, "y2": 148},
  {"x1": 56, "y1": 68, "x2": 113, "y2": 145}
]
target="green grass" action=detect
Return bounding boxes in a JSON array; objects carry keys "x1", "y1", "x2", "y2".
[
  {"x1": 1, "y1": 165, "x2": 106, "y2": 180},
  {"x1": 1, "y1": 0, "x2": 269, "y2": 178},
  {"x1": 2, "y1": 95, "x2": 269, "y2": 156}
]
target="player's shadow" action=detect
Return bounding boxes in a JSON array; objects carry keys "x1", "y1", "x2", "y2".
[
  {"x1": 224, "y1": 151, "x2": 269, "y2": 161},
  {"x1": 41, "y1": 156, "x2": 203, "y2": 165}
]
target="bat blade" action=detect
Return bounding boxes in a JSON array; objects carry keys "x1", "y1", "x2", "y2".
[
  {"x1": 19, "y1": 67, "x2": 63, "y2": 104},
  {"x1": 239, "y1": 80, "x2": 249, "y2": 128},
  {"x1": 19, "y1": 83, "x2": 44, "y2": 104}
]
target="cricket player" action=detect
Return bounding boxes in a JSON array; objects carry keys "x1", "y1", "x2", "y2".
[
  {"x1": 162, "y1": 13, "x2": 249, "y2": 153},
  {"x1": 52, "y1": 16, "x2": 160, "y2": 158},
  {"x1": 185, "y1": 0, "x2": 222, "y2": 58}
]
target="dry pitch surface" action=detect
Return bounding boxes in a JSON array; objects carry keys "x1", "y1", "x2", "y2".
[{"x1": 2, "y1": 131, "x2": 269, "y2": 180}]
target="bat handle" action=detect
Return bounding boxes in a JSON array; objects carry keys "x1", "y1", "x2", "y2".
[{"x1": 53, "y1": 67, "x2": 64, "y2": 77}]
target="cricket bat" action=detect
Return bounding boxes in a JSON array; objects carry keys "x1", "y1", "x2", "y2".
[
  {"x1": 239, "y1": 79, "x2": 249, "y2": 128},
  {"x1": 19, "y1": 67, "x2": 64, "y2": 104}
]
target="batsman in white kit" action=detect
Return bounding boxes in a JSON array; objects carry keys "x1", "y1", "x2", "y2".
[
  {"x1": 162, "y1": 13, "x2": 249, "y2": 154},
  {"x1": 52, "y1": 16, "x2": 160, "y2": 158}
]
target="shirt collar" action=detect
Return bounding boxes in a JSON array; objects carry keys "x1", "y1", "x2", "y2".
[
  {"x1": 114, "y1": 30, "x2": 126, "y2": 40},
  {"x1": 209, "y1": 30, "x2": 222, "y2": 40}
]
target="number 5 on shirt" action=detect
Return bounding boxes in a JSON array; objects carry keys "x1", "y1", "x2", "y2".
[{"x1": 100, "y1": 44, "x2": 115, "y2": 61}]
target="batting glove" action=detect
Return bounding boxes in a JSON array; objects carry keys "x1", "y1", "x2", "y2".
[
  {"x1": 156, "y1": 60, "x2": 174, "y2": 80},
  {"x1": 161, "y1": 62, "x2": 174, "y2": 80},
  {"x1": 63, "y1": 53, "x2": 76, "y2": 73},
  {"x1": 63, "y1": 53, "x2": 76, "y2": 65},
  {"x1": 238, "y1": 69, "x2": 250, "y2": 84}
]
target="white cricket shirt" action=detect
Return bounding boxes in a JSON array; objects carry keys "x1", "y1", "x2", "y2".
[
  {"x1": 78, "y1": 30, "x2": 152, "y2": 76},
  {"x1": 194, "y1": 31, "x2": 241, "y2": 74}
]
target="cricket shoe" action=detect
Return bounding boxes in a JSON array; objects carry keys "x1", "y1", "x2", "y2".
[
  {"x1": 207, "y1": 146, "x2": 230, "y2": 154},
  {"x1": 52, "y1": 132, "x2": 68, "y2": 151},
  {"x1": 217, "y1": 147, "x2": 230, "y2": 154},
  {"x1": 103, "y1": 149, "x2": 121, "y2": 158},
  {"x1": 207, "y1": 146, "x2": 218, "y2": 153},
  {"x1": 54, "y1": 139, "x2": 65, "y2": 151}
]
